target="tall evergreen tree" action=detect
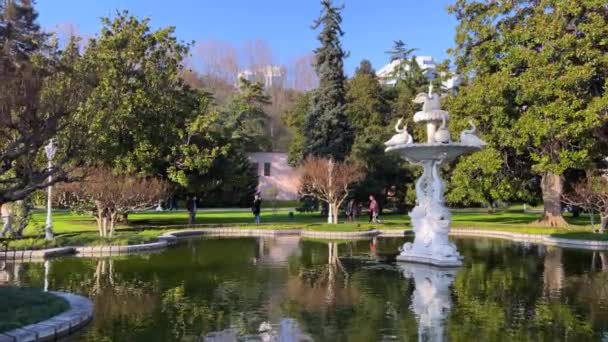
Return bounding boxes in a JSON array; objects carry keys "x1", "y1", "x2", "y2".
[{"x1": 303, "y1": 0, "x2": 353, "y2": 161}]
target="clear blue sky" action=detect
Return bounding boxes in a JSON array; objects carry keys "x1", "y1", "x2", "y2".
[{"x1": 36, "y1": 0, "x2": 458, "y2": 75}]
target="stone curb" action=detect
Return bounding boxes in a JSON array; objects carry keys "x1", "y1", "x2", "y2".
[
  {"x1": 0, "y1": 291, "x2": 93, "y2": 342},
  {"x1": 449, "y1": 228, "x2": 608, "y2": 250},
  {"x1": 4, "y1": 226, "x2": 608, "y2": 261},
  {"x1": 301, "y1": 229, "x2": 381, "y2": 239},
  {"x1": 0, "y1": 247, "x2": 75, "y2": 261}
]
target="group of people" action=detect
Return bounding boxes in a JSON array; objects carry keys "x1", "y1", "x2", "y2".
[{"x1": 345, "y1": 195, "x2": 380, "y2": 223}]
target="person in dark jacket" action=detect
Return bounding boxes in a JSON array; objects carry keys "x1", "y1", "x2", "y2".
[
  {"x1": 252, "y1": 194, "x2": 262, "y2": 224},
  {"x1": 345, "y1": 199, "x2": 356, "y2": 222},
  {"x1": 186, "y1": 194, "x2": 197, "y2": 225}
]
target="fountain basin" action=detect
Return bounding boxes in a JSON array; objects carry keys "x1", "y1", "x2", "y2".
[{"x1": 385, "y1": 143, "x2": 482, "y2": 163}]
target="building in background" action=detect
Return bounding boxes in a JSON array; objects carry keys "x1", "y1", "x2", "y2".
[
  {"x1": 238, "y1": 65, "x2": 286, "y2": 88},
  {"x1": 376, "y1": 55, "x2": 462, "y2": 92},
  {"x1": 248, "y1": 152, "x2": 300, "y2": 200}
]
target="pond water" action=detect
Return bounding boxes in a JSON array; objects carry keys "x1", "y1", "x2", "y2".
[{"x1": 2, "y1": 236, "x2": 608, "y2": 341}]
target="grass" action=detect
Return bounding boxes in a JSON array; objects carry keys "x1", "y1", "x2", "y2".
[
  {"x1": 2, "y1": 229, "x2": 173, "y2": 250},
  {"x1": 0, "y1": 287, "x2": 69, "y2": 333},
  {"x1": 4, "y1": 206, "x2": 604, "y2": 247}
]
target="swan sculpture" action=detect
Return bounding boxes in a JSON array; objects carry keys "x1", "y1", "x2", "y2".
[
  {"x1": 433, "y1": 117, "x2": 450, "y2": 144},
  {"x1": 459, "y1": 120, "x2": 486, "y2": 147},
  {"x1": 384, "y1": 119, "x2": 413, "y2": 146}
]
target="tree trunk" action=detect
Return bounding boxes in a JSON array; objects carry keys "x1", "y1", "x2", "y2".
[
  {"x1": 537, "y1": 171, "x2": 568, "y2": 227},
  {"x1": 101, "y1": 217, "x2": 108, "y2": 237},
  {"x1": 94, "y1": 201, "x2": 105, "y2": 237},
  {"x1": 109, "y1": 212, "x2": 118, "y2": 237},
  {"x1": 332, "y1": 203, "x2": 339, "y2": 224}
]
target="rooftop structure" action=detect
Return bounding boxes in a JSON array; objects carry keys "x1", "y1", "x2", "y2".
[
  {"x1": 237, "y1": 65, "x2": 285, "y2": 88},
  {"x1": 376, "y1": 56, "x2": 462, "y2": 91}
]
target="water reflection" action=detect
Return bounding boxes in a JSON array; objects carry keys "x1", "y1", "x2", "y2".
[
  {"x1": 3, "y1": 237, "x2": 608, "y2": 340},
  {"x1": 398, "y1": 263, "x2": 458, "y2": 342}
]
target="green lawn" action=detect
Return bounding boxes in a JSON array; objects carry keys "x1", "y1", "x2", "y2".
[
  {"x1": 5, "y1": 207, "x2": 604, "y2": 247},
  {"x1": 0, "y1": 287, "x2": 69, "y2": 333}
]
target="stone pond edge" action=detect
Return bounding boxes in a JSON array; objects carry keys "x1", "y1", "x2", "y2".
[
  {"x1": 3, "y1": 226, "x2": 608, "y2": 260},
  {"x1": 0, "y1": 291, "x2": 93, "y2": 342}
]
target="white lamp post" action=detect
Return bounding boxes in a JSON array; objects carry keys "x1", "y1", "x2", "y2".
[{"x1": 44, "y1": 139, "x2": 57, "y2": 241}]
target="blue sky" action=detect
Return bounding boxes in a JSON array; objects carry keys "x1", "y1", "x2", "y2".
[{"x1": 36, "y1": 0, "x2": 458, "y2": 75}]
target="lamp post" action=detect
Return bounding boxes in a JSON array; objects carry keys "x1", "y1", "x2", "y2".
[{"x1": 44, "y1": 139, "x2": 57, "y2": 241}]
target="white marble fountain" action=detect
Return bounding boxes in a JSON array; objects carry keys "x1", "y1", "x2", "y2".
[{"x1": 385, "y1": 85, "x2": 485, "y2": 266}]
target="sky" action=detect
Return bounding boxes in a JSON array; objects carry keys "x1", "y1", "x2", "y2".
[{"x1": 36, "y1": 0, "x2": 458, "y2": 76}]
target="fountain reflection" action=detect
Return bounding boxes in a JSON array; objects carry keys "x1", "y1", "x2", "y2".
[
  {"x1": 398, "y1": 263, "x2": 459, "y2": 342},
  {"x1": 203, "y1": 318, "x2": 312, "y2": 342}
]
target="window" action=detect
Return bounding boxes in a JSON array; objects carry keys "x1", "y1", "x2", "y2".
[
  {"x1": 264, "y1": 162, "x2": 271, "y2": 177},
  {"x1": 252, "y1": 163, "x2": 259, "y2": 175}
]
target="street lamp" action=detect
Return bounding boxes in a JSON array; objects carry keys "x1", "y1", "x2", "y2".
[{"x1": 44, "y1": 139, "x2": 57, "y2": 241}]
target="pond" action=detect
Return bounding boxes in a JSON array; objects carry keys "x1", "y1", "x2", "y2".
[{"x1": 2, "y1": 236, "x2": 608, "y2": 341}]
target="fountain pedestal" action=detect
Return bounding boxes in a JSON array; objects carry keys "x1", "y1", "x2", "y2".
[{"x1": 385, "y1": 87, "x2": 485, "y2": 267}]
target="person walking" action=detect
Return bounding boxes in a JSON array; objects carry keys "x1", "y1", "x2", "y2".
[
  {"x1": 345, "y1": 199, "x2": 356, "y2": 222},
  {"x1": 368, "y1": 195, "x2": 379, "y2": 223},
  {"x1": 252, "y1": 194, "x2": 262, "y2": 224},
  {"x1": 186, "y1": 194, "x2": 197, "y2": 225}
]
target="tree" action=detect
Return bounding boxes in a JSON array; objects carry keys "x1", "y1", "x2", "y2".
[
  {"x1": 283, "y1": 91, "x2": 312, "y2": 166},
  {"x1": 219, "y1": 78, "x2": 272, "y2": 152},
  {"x1": 77, "y1": 11, "x2": 223, "y2": 180},
  {"x1": 193, "y1": 151, "x2": 258, "y2": 208},
  {"x1": 385, "y1": 40, "x2": 418, "y2": 83},
  {"x1": 303, "y1": 0, "x2": 354, "y2": 161},
  {"x1": 446, "y1": 147, "x2": 540, "y2": 211},
  {"x1": 346, "y1": 60, "x2": 412, "y2": 210},
  {"x1": 0, "y1": 1, "x2": 88, "y2": 205},
  {"x1": 563, "y1": 173, "x2": 608, "y2": 233},
  {"x1": 448, "y1": 0, "x2": 608, "y2": 226},
  {"x1": 299, "y1": 156, "x2": 364, "y2": 224},
  {"x1": 346, "y1": 60, "x2": 388, "y2": 129},
  {"x1": 56, "y1": 168, "x2": 167, "y2": 237}
]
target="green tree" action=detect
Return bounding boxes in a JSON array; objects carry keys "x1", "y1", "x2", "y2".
[
  {"x1": 218, "y1": 78, "x2": 271, "y2": 152},
  {"x1": 77, "y1": 11, "x2": 222, "y2": 180},
  {"x1": 0, "y1": 1, "x2": 88, "y2": 205},
  {"x1": 448, "y1": 0, "x2": 608, "y2": 226},
  {"x1": 346, "y1": 60, "x2": 413, "y2": 209},
  {"x1": 283, "y1": 91, "x2": 312, "y2": 166},
  {"x1": 303, "y1": 0, "x2": 354, "y2": 161},
  {"x1": 346, "y1": 60, "x2": 388, "y2": 129}
]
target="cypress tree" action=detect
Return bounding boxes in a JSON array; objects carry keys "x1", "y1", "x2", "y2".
[{"x1": 303, "y1": 0, "x2": 353, "y2": 161}]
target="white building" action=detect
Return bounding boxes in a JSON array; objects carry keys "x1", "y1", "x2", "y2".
[
  {"x1": 376, "y1": 55, "x2": 462, "y2": 92},
  {"x1": 248, "y1": 152, "x2": 300, "y2": 201},
  {"x1": 237, "y1": 65, "x2": 285, "y2": 88}
]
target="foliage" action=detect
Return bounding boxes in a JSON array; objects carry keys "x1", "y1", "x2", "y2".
[
  {"x1": 346, "y1": 60, "x2": 413, "y2": 209},
  {"x1": 447, "y1": 0, "x2": 608, "y2": 225},
  {"x1": 0, "y1": 1, "x2": 88, "y2": 204},
  {"x1": 346, "y1": 60, "x2": 388, "y2": 129},
  {"x1": 299, "y1": 156, "x2": 364, "y2": 223},
  {"x1": 218, "y1": 78, "x2": 271, "y2": 152},
  {"x1": 194, "y1": 151, "x2": 258, "y2": 207},
  {"x1": 447, "y1": 147, "x2": 538, "y2": 209},
  {"x1": 76, "y1": 11, "x2": 224, "y2": 182},
  {"x1": 303, "y1": 0, "x2": 354, "y2": 161},
  {"x1": 283, "y1": 91, "x2": 312, "y2": 166}
]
